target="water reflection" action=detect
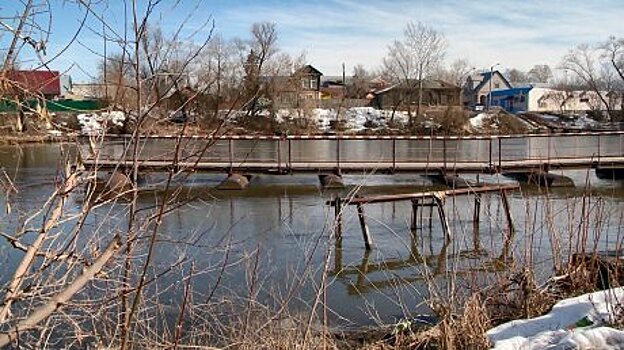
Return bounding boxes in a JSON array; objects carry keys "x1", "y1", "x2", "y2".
[{"x1": 1, "y1": 144, "x2": 624, "y2": 327}]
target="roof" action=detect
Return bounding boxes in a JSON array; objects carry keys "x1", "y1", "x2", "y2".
[
  {"x1": 260, "y1": 64, "x2": 324, "y2": 83},
  {"x1": 320, "y1": 75, "x2": 352, "y2": 85},
  {"x1": 490, "y1": 86, "x2": 533, "y2": 97},
  {"x1": 471, "y1": 70, "x2": 512, "y2": 93},
  {"x1": 293, "y1": 65, "x2": 323, "y2": 77},
  {"x1": 7, "y1": 70, "x2": 61, "y2": 96},
  {"x1": 373, "y1": 79, "x2": 460, "y2": 95}
]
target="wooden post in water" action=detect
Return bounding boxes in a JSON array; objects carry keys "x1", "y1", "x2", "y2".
[
  {"x1": 277, "y1": 139, "x2": 282, "y2": 174},
  {"x1": 356, "y1": 249, "x2": 371, "y2": 287},
  {"x1": 392, "y1": 139, "x2": 397, "y2": 172},
  {"x1": 433, "y1": 195, "x2": 452, "y2": 241},
  {"x1": 336, "y1": 138, "x2": 341, "y2": 173},
  {"x1": 498, "y1": 137, "x2": 502, "y2": 170},
  {"x1": 228, "y1": 139, "x2": 234, "y2": 174},
  {"x1": 473, "y1": 194, "x2": 481, "y2": 251},
  {"x1": 499, "y1": 190, "x2": 515, "y2": 262},
  {"x1": 428, "y1": 202, "x2": 434, "y2": 230},
  {"x1": 334, "y1": 229, "x2": 343, "y2": 275},
  {"x1": 411, "y1": 199, "x2": 419, "y2": 231},
  {"x1": 356, "y1": 203, "x2": 373, "y2": 250},
  {"x1": 288, "y1": 139, "x2": 292, "y2": 174},
  {"x1": 334, "y1": 197, "x2": 342, "y2": 240}
]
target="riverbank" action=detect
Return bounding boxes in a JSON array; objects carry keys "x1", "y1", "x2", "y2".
[
  {"x1": 1, "y1": 107, "x2": 532, "y2": 141},
  {"x1": 0, "y1": 133, "x2": 75, "y2": 145},
  {"x1": 1, "y1": 136, "x2": 623, "y2": 349}
]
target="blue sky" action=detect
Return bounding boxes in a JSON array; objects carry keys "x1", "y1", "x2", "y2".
[{"x1": 3, "y1": 0, "x2": 623, "y2": 82}]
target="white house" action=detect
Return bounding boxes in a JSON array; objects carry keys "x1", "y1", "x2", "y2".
[{"x1": 490, "y1": 85, "x2": 622, "y2": 113}]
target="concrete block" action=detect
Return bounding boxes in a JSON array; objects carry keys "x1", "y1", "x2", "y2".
[{"x1": 218, "y1": 173, "x2": 250, "y2": 190}]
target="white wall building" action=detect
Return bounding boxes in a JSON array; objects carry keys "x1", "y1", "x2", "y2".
[{"x1": 491, "y1": 86, "x2": 622, "y2": 113}]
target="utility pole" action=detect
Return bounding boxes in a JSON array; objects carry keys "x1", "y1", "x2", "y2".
[
  {"x1": 342, "y1": 62, "x2": 347, "y2": 98},
  {"x1": 487, "y1": 63, "x2": 500, "y2": 111},
  {"x1": 340, "y1": 63, "x2": 346, "y2": 123}
]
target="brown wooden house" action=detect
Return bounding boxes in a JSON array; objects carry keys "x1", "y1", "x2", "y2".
[
  {"x1": 269, "y1": 65, "x2": 323, "y2": 108},
  {"x1": 371, "y1": 79, "x2": 461, "y2": 110}
]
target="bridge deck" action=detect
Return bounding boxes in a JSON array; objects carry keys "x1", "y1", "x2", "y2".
[{"x1": 82, "y1": 156, "x2": 624, "y2": 174}]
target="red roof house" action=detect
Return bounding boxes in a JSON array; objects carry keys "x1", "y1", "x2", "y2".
[{"x1": 6, "y1": 70, "x2": 61, "y2": 98}]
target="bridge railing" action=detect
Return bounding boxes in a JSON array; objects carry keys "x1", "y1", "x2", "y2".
[{"x1": 85, "y1": 132, "x2": 624, "y2": 171}]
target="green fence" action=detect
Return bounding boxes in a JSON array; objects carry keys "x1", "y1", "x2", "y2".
[{"x1": 0, "y1": 98, "x2": 107, "y2": 112}]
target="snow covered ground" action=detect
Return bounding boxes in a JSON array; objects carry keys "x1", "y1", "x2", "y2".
[
  {"x1": 273, "y1": 107, "x2": 411, "y2": 132},
  {"x1": 77, "y1": 111, "x2": 126, "y2": 135},
  {"x1": 470, "y1": 113, "x2": 489, "y2": 129},
  {"x1": 487, "y1": 287, "x2": 624, "y2": 349}
]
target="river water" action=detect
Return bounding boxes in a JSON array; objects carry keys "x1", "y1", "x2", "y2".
[{"x1": 1, "y1": 141, "x2": 623, "y2": 328}]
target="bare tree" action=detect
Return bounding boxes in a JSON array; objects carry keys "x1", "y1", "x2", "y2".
[
  {"x1": 384, "y1": 21, "x2": 446, "y2": 127},
  {"x1": 404, "y1": 22, "x2": 446, "y2": 120},
  {"x1": 506, "y1": 68, "x2": 529, "y2": 86},
  {"x1": 383, "y1": 39, "x2": 417, "y2": 122},
  {"x1": 195, "y1": 34, "x2": 246, "y2": 117},
  {"x1": 601, "y1": 36, "x2": 624, "y2": 112},
  {"x1": 561, "y1": 44, "x2": 614, "y2": 121},
  {"x1": 435, "y1": 58, "x2": 473, "y2": 86},
  {"x1": 602, "y1": 36, "x2": 624, "y2": 83},
  {"x1": 243, "y1": 22, "x2": 278, "y2": 117},
  {"x1": 527, "y1": 64, "x2": 553, "y2": 83},
  {"x1": 347, "y1": 64, "x2": 371, "y2": 98}
]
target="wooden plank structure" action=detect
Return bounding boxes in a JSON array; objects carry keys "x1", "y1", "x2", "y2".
[{"x1": 326, "y1": 184, "x2": 519, "y2": 261}]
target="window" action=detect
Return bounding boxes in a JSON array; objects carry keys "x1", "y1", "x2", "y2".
[
  {"x1": 580, "y1": 98, "x2": 589, "y2": 103},
  {"x1": 520, "y1": 95, "x2": 525, "y2": 103},
  {"x1": 301, "y1": 79, "x2": 308, "y2": 89},
  {"x1": 494, "y1": 83, "x2": 500, "y2": 89},
  {"x1": 310, "y1": 79, "x2": 317, "y2": 89}
]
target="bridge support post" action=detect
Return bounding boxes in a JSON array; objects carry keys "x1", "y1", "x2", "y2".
[
  {"x1": 428, "y1": 173, "x2": 480, "y2": 189},
  {"x1": 218, "y1": 173, "x2": 250, "y2": 190},
  {"x1": 319, "y1": 168, "x2": 344, "y2": 189},
  {"x1": 503, "y1": 170, "x2": 574, "y2": 187},
  {"x1": 596, "y1": 167, "x2": 624, "y2": 180},
  {"x1": 101, "y1": 170, "x2": 134, "y2": 195}
]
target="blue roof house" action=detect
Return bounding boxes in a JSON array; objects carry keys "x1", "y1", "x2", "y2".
[
  {"x1": 490, "y1": 85, "x2": 623, "y2": 114},
  {"x1": 490, "y1": 86, "x2": 532, "y2": 113}
]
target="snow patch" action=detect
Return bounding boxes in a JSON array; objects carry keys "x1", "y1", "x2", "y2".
[
  {"x1": 470, "y1": 113, "x2": 489, "y2": 129},
  {"x1": 487, "y1": 287, "x2": 624, "y2": 349},
  {"x1": 77, "y1": 111, "x2": 126, "y2": 135}
]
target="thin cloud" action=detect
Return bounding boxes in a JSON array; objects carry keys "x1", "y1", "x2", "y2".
[
  {"x1": 13, "y1": 0, "x2": 621, "y2": 81},
  {"x1": 217, "y1": 0, "x2": 624, "y2": 75}
]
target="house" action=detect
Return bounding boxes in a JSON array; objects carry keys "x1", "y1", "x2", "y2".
[
  {"x1": 69, "y1": 83, "x2": 109, "y2": 99},
  {"x1": 3, "y1": 70, "x2": 61, "y2": 99},
  {"x1": 370, "y1": 79, "x2": 461, "y2": 110},
  {"x1": 269, "y1": 64, "x2": 323, "y2": 107},
  {"x1": 463, "y1": 70, "x2": 512, "y2": 107},
  {"x1": 320, "y1": 76, "x2": 347, "y2": 99},
  {"x1": 490, "y1": 85, "x2": 623, "y2": 113}
]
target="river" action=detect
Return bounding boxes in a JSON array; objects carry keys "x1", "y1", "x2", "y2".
[{"x1": 1, "y1": 141, "x2": 623, "y2": 328}]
